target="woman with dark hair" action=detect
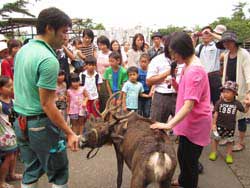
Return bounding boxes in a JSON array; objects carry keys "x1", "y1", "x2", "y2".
[
  {"x1": 110, "y1": 40, "x2": 127, "y2": 66},
  {"x1": 80, "y1": 29, "x2": 96, "y2": 58},
  {"x1": 127, "y1": 33, "x2": 145, "y2": 67},
  {"x1": 151, "y1": 32, "x2": 212, "y2": 188},
  {"x1": 1, "y1": 39, "x2": 22, "y2": 79}
]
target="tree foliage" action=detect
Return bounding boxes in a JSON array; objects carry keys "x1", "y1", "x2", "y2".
[
  {"x1": 0, "y1": 0, "x2": 35, "y2": 17},
  {"x1": 72, "y1": 18, "x2": 105, "y2": 31},
  {"x1": 210, "y1": 2, "x2": 250, "y2": 42},
  {"x1": 158, "y1": 25, "x2": 185, "y2": 36},
  {"x1": 157, "y1": 2, "x2": 250, "y2": 42}
]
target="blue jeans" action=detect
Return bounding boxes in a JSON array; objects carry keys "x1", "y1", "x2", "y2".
[
  {"x1": 138, "y1": 97, "x2": 151, "y2": 118},
  {"x1": 14, "y1": 117, "x2": 68, "y2": 185}
]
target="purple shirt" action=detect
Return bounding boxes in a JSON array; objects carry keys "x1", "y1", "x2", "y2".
[{"x1": 173, "y1": 59, "x2": 212, "y2": 146}]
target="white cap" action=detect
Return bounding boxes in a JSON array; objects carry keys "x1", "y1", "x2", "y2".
[
  {"x1": 214, "y1": 25, "x2": 227, "y2": 35},
  {"x1": 0, "y1": 41, "x2": 8, "y2": 52},
  {"x1": 0, "y1": 34, "x2": 7, "y2": 42}
]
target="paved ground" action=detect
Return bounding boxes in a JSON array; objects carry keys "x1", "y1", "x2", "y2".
[{"x1": 11, "y1": 130, "x2": 250, "y2": 188}]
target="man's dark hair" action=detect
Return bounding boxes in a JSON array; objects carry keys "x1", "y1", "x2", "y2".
[
  {"x1": 85, "y1": 55, "x2": 97, "y2": 65},
  {"x1": 169, "y1": 32, "x2": 194, "y2": 59},
  {"x1": 97, "y1": 35, "x2": 110, "y2": 48},
  {"x1": 37, "y1": 7, "x2": 72, "y2": 35},
  {"x1": 82, "y1": 29, "x2": 95, "y2": 43},
  {"x1": 127, "y1": 66, "x2": 138, "y2": 74}
]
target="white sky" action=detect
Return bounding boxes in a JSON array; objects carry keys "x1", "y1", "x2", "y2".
[{"x1": 0, "y1": 0, "x2": 249, "y2": 29}]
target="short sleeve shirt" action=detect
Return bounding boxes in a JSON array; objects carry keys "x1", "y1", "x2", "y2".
[
  {"x1": 173, "y1": 57, "x2": 212, "y2": 147},
  {"x1": 103, "y1": 67, "x2": 128, "y2": 92},
  {"x1": 122, "y1": 81, "x2": 144, "y2": 109},
  {"x1": 14, "y1": 39, "x2": 59, "y2": 116},
  {"x1": 215, "y1": 99, "x2": 244, "y2": 129},
  {"x1": 79, "y1": 70, "x2": 103, "y2": 100},
  {"x1": 195, "y1": 42, "x2": 222, "y2": 73},
  {"x1": 138, "y1": 68, "x2": 150, "y2": 93}
]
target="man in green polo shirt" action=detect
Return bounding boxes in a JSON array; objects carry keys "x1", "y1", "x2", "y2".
[{"x1": 14, "y1": 7, "x2": 78, "y2": 188}]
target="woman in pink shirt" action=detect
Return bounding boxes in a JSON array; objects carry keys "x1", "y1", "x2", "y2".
[
  {"x1": 96, "y1": 36, "x2": 111, "y2": 112},
  {"x1": 151, "y1": 32, "x2": 212, "y2": 188}
]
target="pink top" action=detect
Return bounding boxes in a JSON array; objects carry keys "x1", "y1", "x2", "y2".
[
  {"x1": 97, "y1": 51, "x2": 111, "y2": 78},
  {"x1": 173, "y1": 60, "x2": 212, "y2": 147},
  {"x1": 67, "y1": 86, "x2": 87, "y2": 116}
]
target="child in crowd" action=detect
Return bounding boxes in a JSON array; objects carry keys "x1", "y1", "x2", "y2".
[
  {"x1": 137, "y1": 53, "x2": 153, "y2": 117},
  {"x1": 122, "y1": 66, "x2": 150, "y2": 111},
  {"x1": 103, "y1": 52, "x2": 128, "y2": 104},
  {"x1": 72, "y1": 38, "x2": 85, "y2": 70},
  {"x1": 209, "y1": 81, "x2": 250, "y2": 164},
  {"x1": 79, "y1": 56, "x2": 102, "y2": 117},
  {"x1": 56, "y1": 70, "x2": 67, "y2": 120},
  {"x1": 1, "y1": 39, "x2": 22, "y2": 80},
  {"x1": 0, "y1": 76, "x2": 22, "y2": 188},
  {"x1": 67, "y1": 73, "x2": 89, "y2": 135},
  {"x1": 80, "y1": 29, "x2": 97, "y2": 58}
]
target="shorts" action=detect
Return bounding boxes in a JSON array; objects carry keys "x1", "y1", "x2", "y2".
[
  {"x1": 69, "y1": 113, "x2": 87, "y2": 120},
  {"x1": 217, "y1": 125, "x2": 235, "y2": 143},
  {"x1": 238, "y1": 118, "x2": 247, "y2": 132}
]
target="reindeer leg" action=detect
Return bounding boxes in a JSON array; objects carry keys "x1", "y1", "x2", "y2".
[
  {"x1": 130, "y1": 173, "x2": 146, "y2": 188},
  {"x1": 114, "y1": 143, "x2": 124, "y2": 188},
  {"x1": 160, "y1": 179, "x2": 171, "y2": 188}
]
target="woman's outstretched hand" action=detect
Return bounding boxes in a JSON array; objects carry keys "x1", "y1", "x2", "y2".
[{"x1": 150, "y1": 122, "x2": 172, "y2": 130}]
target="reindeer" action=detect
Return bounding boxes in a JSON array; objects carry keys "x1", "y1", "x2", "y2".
[{"x1": 80, "y1": 92, "x2": 177, "y2": 188}]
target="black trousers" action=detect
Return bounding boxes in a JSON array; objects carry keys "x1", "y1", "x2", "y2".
[
  {"x1": 208, "y1": 72, "x2": 222, "y2": 105},
  {"x1": 178, "y1": 136, "x2": 203, "y2": 188}
]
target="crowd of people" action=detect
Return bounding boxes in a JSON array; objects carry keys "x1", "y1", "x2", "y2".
[{"x1": 0, "y1": 7, "x2": 250, "y2": 188}]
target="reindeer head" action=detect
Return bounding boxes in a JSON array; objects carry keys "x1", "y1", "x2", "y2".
[{"x1": 79, "y1": 92, "x2": 133, "y2": 149}]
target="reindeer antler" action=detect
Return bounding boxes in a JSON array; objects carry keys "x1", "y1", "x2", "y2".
[
  {"x1": 112, "y1": 111, "x2": 134, "y2": 121},
  {"x1": 94, "y1": 91, "x2": 122, "y2": 119}
]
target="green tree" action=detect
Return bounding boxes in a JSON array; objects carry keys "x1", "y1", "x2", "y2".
[
  {"x1": 72, "y1": 18, "x2": 105, "y2": 31},
  {"x1": 158, "y1": 25, "x2": 185, "y2": 36},
  {"x1": 94, "y1": 23, "x2": 105, "y2": 30},
  {"x1": 210, "y1": 2, "x2": 250, "y2": 42},
  {"x1": 0, "y1": 0, "x2": 37, "y2": 18}
]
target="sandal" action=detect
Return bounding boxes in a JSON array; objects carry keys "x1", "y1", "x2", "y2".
[
  {"x1": 6, "y1": 174, "x2": 22, "y2": 182},
  {"x1": 171, "y1": 179, "x2": 180, "y2": 186},
  {"x1": 232, "y1": 143, "x2": 245, "y2": 152}
]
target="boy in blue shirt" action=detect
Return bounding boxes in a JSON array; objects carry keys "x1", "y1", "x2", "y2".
[
  {"x1": 138, "y1": 53, "x2": 153, "y2": 117},
  {"x1": 122, "y1": 66, "x2": 151, "y2": 112}
]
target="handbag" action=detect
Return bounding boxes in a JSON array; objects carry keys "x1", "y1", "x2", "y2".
[{"x1": 0, "y1": 103, "x2": 17, "y2": 151}]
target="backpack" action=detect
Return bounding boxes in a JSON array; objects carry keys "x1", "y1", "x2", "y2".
[
  {"x1": 81, "y1": 73, "x2": 99, "y2": 87},
  {"x1": 197, "y1": 44, "x2": 204, "y2": 58}
]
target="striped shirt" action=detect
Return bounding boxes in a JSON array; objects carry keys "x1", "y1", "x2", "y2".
[{"x1": 79, "y1": 44, "x2": 96, "y2": 58}]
